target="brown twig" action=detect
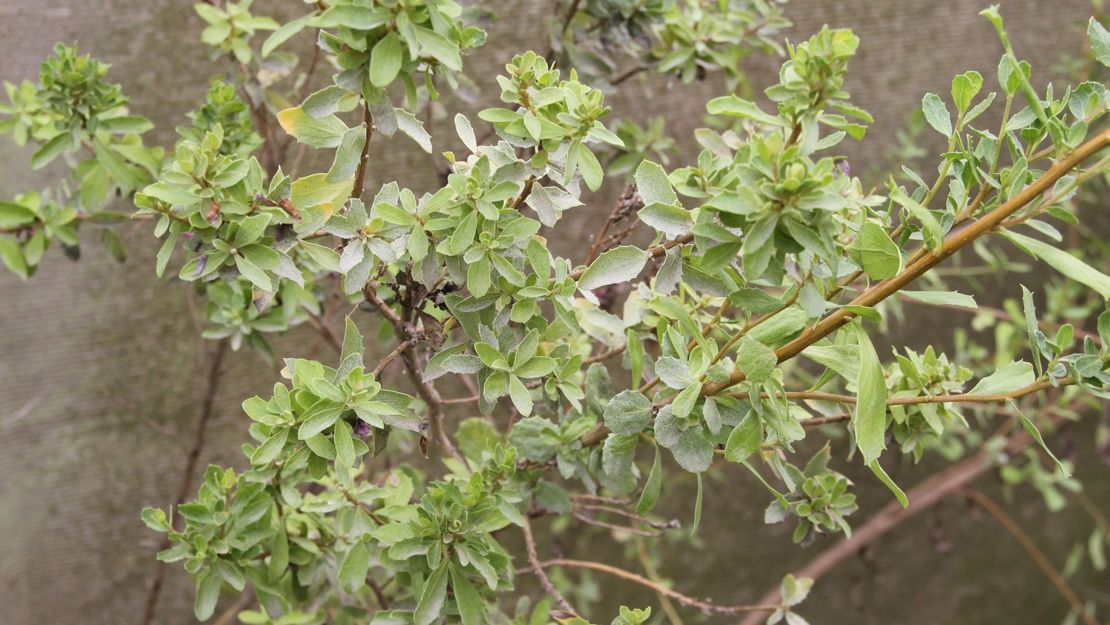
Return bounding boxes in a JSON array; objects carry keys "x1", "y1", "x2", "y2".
[
  {"x1": 539, "y1": 559, "x2": 777, "y2": 615},
  {"x1": 960, "y1": 489, "x2": 1099, "y2": 625},
  {"x1": 585, "y1": 186, "x2": 640, "y2": 265},
  {"x1": 710, "y1": 130, "x2": 1110, "y2": 396},
  {"x1": 736, "y1": 378, "x2": 1075, "y2": 407},
  {"x1": 522, "y1": 516, "x2": 578, "y2": 615},
  {"x1": 353, "y1": 103, "x2": 375, "y2": 199},
  {"x1": 140, "y1": 339, "x2": 229, "y2": 625},
  {"x1": 371, "y1": 338, "x2": 415, "y2": 378}
]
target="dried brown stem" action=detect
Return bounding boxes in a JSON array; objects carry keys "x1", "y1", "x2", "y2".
[
  {"x1": 540, "y1": 559, "x2": 777, "y2": 615},
  {"x1": 960, "y1": 489, "x2": 1098, "y2": 625},
  {"x1": 353, "y1": 103, "x2": 374, "y2": 200},
  {"x1": 522, "y1": 516, "x2": 578, "y2": 615},
  {"x1": 140, "y1": 339, "x2": 229, "y2": 625}
]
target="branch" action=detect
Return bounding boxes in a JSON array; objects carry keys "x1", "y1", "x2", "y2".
[
  {"x1": 706, "y1": 129, "x2": 1110, "y2": 396},
  {"x1": 521, "y1": 516, "x2": 578, "y2": 615},
  {"x1": 539, "y1": 559, "x2": 777, "y2": 615},
  {"x1": 960, "y1": 489, "x2": 1099, "y2": 625},
  {"x1": 371, "y1": 338, "x2": 415, "y2": 378},
  {"x1": 353, "y1": 102, "x2": 374, "y2": 199},
  {"x1": 741, "y1": 377, "x2": 1074, "y2": 407},
  {"x1": 140, "y1": 338, "x2": 229, "y2": 625}
]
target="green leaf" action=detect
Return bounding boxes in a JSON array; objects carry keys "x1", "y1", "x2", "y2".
[
  {"x1": 297, "y1": 404, "x2": 342, "y2": 440},
  {"x1": 334, "y1": 419, "x2": 355, "y2": 467},
  {"x1": 724, "y1": 413, "x2": 762, "y2": 463},
  {"x1": 94, "y1": 139, "x2": 148, "y2": 190},
  {"x1": 604, "y1": 390, "x2": 653, "y2": 436},
  {"x1": 671, "y1": 428, "x2": 712, "y2": 473},
  {"x1": 579, "y1": 246, "x2": 648, "y2": 290},
  {"x1": 31, "y1": 133, "x2": 71, "y2": 170},
  {"x1": 250, "y1": 428, "x2": 288, "y2": 465},
  {"x1": 234, "y1": 214, "x2": 270, "y2": 247},
  {"x1": 901, "y1": 290, "x2": 976, "y2": 309},
  {"x1": 671, "y1": 383, "x2": 701, "y2": 420},
  {"x1": 194, "y1": 567, "x2": 222, "y2": 621},
  {"x1": 369, "y1": 32, "x2": 404, "y2": 87},
  {"x1": 639, "y1": 202, "x2": 692, "y2": 237},
  {"x1": 636, "y1": 443, "x2": 664, "y2": 513},
  {"x1": 450, "y1": 563, "x2": 485, "y2": 625},
  {"x1": 950, "y1": 71, "x2": 984, "y2": 113},
  {"x1": 634, "y1": 160, "x2": 677, "y2": 206},
  {"x1": 326, "y1": 126, "x2": 368, "y2": 183},
  {"x1": 395, "y1": 108, "x2": 433, "y2": 153},
  {"x1": 415, "y1": 27, "x2": 462, "y2": 71},
  {"x1": 303, "y1": 85, "x2": 351, "y2": 118},
  {"x1": 314, "y1": 4, "x2": 390, "y2": 29},
  {"x1": 455, "y1": 114, "x2": 477, "y2": 152},
  {"x1": 576, "y1": 143, "x2": 603, "y2": 191},
  {"x1": 507, "y1": 375, "x2": 533, "y2": 416},
  {"x1": 1002, "y1": 231, "x2": 1110, "y2": 298},
  {"x1": 852, "y1": 324, "x2": 887, "y2": 464},
  {"x1": 921, "y1": 93, "x2": 952, "y2": 136},
  {"x1": 706, "y1": 95, "x2": 784, "y2": 126},
  {"x1": 268, "y1": 527, "x2": 289, "y2": 581},
  {"x1": 235, "y1": 253, "x2": 273, "y2": 292},
  {"x1": 748, "y1": 306, "x2": 808, "y2": 346},
  {"x1": 851, "y1": 222, "x2": 902, "y2": 280},
  {"x1": 968, "y1": 360, "x2": 1035, "y2": 395},
  {"x1": 868, "y1": 460, "x2": 908, "y2": 508},
  {"x1": 340, "y1": 316, "x2": 364, "y2": 365},
  {"x1": 890, "y1": 187, "x2": 944, "y2": 252},
  {"x1": 299, "y1": 240, "x2": 341, "y2": 271},
  {"x1": 414, "y1": 561, "x2": 450, "y2": 625},
  {"x1": 691, "y1": 473, "x2": 704, "y2": 536},
  {"x1": 339, "y1": 540, "x2": 370, "y2": 593},
  {"x1": 144, "y1": 182, "x2": 202, "y2": 206},
  {"x1": 0, "y1": 236, "x2": 29, "y2": 280},
  {"x1": 1089, "y1": 18, "x2": 1110, "y2": 67},
  {"x1": 737, "y1": 336, "x2": 777, "y2": 383},
  {"x1": 0, "y1": 202, "x2": 36, "y2": 229},
  {"x1": 262, "y1": 13, "x2": 311, "y2": 57},
  {"x1": 1012, "y1": 401, "x2": 1070, "y2": 477},
  {"x1": 277, "y1": 106, "x2": 348, "y2": 148},
  {"x1": 1021, "y1": 286, "x2": 1043, "y2": 376}
]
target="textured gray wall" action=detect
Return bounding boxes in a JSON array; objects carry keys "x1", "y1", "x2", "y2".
[{"x1": 1, "y1": 1, "x2": 1105, "y2": 624}]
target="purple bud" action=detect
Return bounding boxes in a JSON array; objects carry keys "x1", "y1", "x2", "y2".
[
  {"x1": 353, "y1": 420, "x2": 372, "y2": 437},
  {"x1": 836, "y1": 160, "x2": 851, "y2": 178}
]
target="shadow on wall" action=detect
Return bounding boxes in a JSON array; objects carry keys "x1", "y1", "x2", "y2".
[{"x1": 0, "y1": 1, "x2": 1100, "y2": 624}]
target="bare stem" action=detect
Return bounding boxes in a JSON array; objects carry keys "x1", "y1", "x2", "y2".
[
  {"x1": 960, "y1": 489, "x2": 1098, "y2": 625},
  {"x1": 140, "y1": 339, "x2": 229, "y2": 625},
  {"x1": 539, "y1": 559, "x2": 777, "y2": 615}
]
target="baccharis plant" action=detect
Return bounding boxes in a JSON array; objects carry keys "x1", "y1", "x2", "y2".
[{"x1": 2, "y1": 2, "x2": 1110, "y2": 625}]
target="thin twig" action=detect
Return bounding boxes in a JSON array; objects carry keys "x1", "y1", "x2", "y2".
[
  {"x1": 734, "y1": 377, "x2": 1075, "y2": 407},
  {"x1": 522, "y1": 516, "x2": 578, "y2": 615},
  {"x1": 960, "y1": 489, "x2": 1098, "y2": 625},
  {"x1": 353, "y1": 103, "x2": 375, "y2": 199},
  {"x1": 371, "y1": 338, "x2": 414, "y2": 378},
  {"x1": 140, "y1": 339, "x2": 229, "y2": 625},
  {"x1": 635, "y1": 539, "x2": 686, "y2": 625},
  {"x1": 539, "y1": 559, "x2": 777, "y2": 615},
  {"x1": 697, "y1": 130, "x2": 1110, "y2": 401}
]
